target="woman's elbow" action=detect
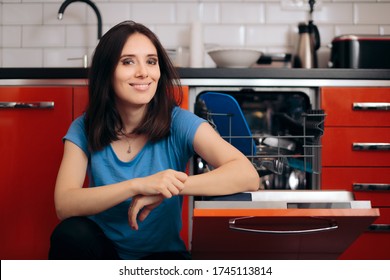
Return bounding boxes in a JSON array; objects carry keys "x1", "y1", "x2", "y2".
[
  {"x1": 54, "y1": 198, "x2": 72, "y2": 221},
  {"x1": 246, "y1": 168, "x2": 261, "y2": 191},
  {"x1": 55, "y1": 205, "x2": 69, "y2": 221},
  {"x1": 236, "y1": 160, "x2": 260, "y2": 192}
]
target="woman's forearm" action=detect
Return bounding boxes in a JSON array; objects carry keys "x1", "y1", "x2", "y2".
[
  {"x1": 181, "y1": 158, "x2": 260, "y2": 196},
  {"x1": 54, "y1": 180, "x2": 139, "y2": 220},
  {"x1": 55, "y1": 169, "x2": 187, "y2": 220}
]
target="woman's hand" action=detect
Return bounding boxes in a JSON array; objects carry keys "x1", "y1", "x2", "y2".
[
  {"x1": 134, "y1": 169, "x2": 188, "y2": 198},
  {"x1": 128, "y1": 194, "x2": 164, "y2": 230}
]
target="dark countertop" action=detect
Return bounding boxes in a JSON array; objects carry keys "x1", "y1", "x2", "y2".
[{"x1": 1, "y1": 67, "x2": 390, "y2": 80}]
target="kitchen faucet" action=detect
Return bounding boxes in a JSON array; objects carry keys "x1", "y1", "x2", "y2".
[{"x1": 57, "y1": 0, "x2": 102, "y2": 40}]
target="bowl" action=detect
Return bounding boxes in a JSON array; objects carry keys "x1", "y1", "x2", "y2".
[{"x1": 207, "y1": 48, "x2": 262, "y2": 68}]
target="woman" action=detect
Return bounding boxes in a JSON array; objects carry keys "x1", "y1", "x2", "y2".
[{"x1": 49, "y1": 20, "x2": 259, "y2": 260}]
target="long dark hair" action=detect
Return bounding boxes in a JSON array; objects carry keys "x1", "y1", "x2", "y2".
[{"x1": 85, "y1": 20, "x2": 182, "y2": 151}]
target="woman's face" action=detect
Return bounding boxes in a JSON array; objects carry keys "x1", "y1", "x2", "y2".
[{"x1": 113, "y1": 33, "x2": 161, "y2": 109}]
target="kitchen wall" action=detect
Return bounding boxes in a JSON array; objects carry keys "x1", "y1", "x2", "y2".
[{"x1": 1, "y1": 0, "x2": 390, "y2": 68}]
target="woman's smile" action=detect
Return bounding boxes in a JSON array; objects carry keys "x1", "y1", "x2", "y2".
[{"x1": 130, "y1": 82, "x2": 152, "y2": 91}]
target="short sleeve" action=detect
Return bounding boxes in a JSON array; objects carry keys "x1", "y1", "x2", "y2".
[
  {"x1": 171, "y1": 107, "x2": 206, "y2": 155},
  {"x1": 63, "y1": 115, "x2": 90, "y2": 156}
]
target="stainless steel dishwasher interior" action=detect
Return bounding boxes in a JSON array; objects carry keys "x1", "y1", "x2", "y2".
[{"x1": 189, "y1": 86, "x2": 324, "y2": 191}]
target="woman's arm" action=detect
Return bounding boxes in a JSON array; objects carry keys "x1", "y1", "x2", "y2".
[
  {"x1": 128, "y1": 122, "x2": 260, "y2": 230},
  {"x1": 181, "y1": 122, "x2": 260, "y2": 196},
  {"x1": 54, "y1": 141, "x2": 187, "y2": 220}
]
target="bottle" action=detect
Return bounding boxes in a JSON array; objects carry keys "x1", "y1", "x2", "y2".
[{"x1": 190, "y1": 21, "x2": 204, "y2": 67}]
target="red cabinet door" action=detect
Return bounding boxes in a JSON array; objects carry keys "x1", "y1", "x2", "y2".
[
  {"x1": 0, "y1": 86, "x2": 73, "y2": 259},
  {"x1": 322, "y1": 127, "x2": 390, "y2": 167},
  {"x1": 73, "y1": 86, "x2": 89, "y2": 119},
  {"x1": 321, "y1": 87, "x2": 390, "y2": 127}
]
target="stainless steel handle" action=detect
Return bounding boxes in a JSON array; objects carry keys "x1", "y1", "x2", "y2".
[
  {"x1": 368, "y1": 224, "x2": 390, "y2": 232},
  {"x1": 352, "y1": 143, "x2": 390, "y2": 151},
  {"x1": 353, "y1": 102, "x2": 390, "y2": 111},
  {"x1": 0, "y1": 102, "x2": 54, "y2": 109},
  {"x1": 353, "y1": 183, "x2": 390, "y2": 191},
  {"x1": 229, "y1": 216, "x2": 338, "y2": 235}
]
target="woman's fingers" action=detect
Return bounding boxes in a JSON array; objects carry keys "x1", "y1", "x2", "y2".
[
  {"x1": 128, "y1": 195, "x2": 164, "y2": 230},
  {"x1": 138, "y1": 169, "x2": 188, "y2": 198},
  {"x1": 128, "y1": 195, "x2": 141, "y2": 230}
]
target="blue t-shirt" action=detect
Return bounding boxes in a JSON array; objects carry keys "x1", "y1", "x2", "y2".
[{"x1": 64, "y1": 106, "x2": 205, "y2": 259}]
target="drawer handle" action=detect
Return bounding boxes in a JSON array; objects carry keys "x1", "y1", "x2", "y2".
[
  {"x1": 0, "y1": 101, "x2": 55, "y2": 109},
  {"x1": 353, "y1": 183, "x2": 390, "y2": 191},
  {"x1": 229, "y1": 216, "x2": 338, "y2": 235},
  {"x1": 352, "y1": 143, "x2": 390, "y2": 151},
  {"x1": 353, "y1": 102, "x2": 390, "y2": 111},
  {"x1": 368, "y1": 224, "x2": 390, "y2": 232}
]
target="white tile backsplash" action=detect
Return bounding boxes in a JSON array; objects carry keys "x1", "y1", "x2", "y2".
[
  {"x1": 1, "y1": 0, "x2": 389, "y2": 67},
  {"x1": 3, "y1": 3, "x2": 43, "y2": 25},
  {"x1": 3, "y1": 48, "x2": 43, "y2": 67},
  {"x1": 246, "y1": 25, "x2": 292, "y2": 47},
  {"x1": 204, "y1": 24, "x2": 246, "y2": 46},
  {"x1": 0, "y1": 4, "x2": 2, "y2": 68},
  {"x1": 3, "y1": 26, "x2": 22, "y2": 48},
  {"x1": 355, "y1": 3, "x2": 390, "y2": 24},
  {"x1": 266, "y1": 3, "x2": 307, "y2": 24},
  {"x1": 66, "y1": 25, "x2": 100, "y2": 47},
  {"x1": 87, "y1": 3, "x2": 129, "y2": 25},
  {"x1": 221, "y1": 3, "x2": 264, "y2": 24},
  {"x1": 23, "y1": 26, "x2": 65, "y2": 47},
  {"x1": 313, "y1": 3, "x2": 354, "y2": 24},
  {"x1": 335, "y1": 24, "x2": 380, "y2": 36},
  {"x1": 131, "y1": 3, "x2": 176, "y2": 24}
]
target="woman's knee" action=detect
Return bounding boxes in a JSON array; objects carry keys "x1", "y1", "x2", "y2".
[
  {"x1": 49, "y1": 216, "x2": 118, "y2": 260},
  {"x1": 50, "y1": 217, "x2": 95, "y2": 244}
]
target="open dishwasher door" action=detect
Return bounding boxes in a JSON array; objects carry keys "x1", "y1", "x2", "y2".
[{"x1": 191, "y1": 190, "x2": 379, "y2": 260}]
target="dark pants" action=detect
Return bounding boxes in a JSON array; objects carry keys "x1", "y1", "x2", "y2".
[
  {"x1": 48, "y1": 216, "x2": 119, "y2": 260},
  {"x1": 48, "y1": 216, "x2": 191, "y2": 260}
]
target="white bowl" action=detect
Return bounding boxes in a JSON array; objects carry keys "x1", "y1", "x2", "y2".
[{"x1": 207, "y1": 48, "x2": 262, "y2": 68}]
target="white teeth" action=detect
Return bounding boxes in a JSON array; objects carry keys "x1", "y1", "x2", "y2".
[{"x1": 132, "y1": 83, "x2": 150, "y2": 90}]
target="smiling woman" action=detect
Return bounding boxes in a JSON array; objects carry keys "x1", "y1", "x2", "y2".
[
  {"x1": 48, "y1": 20, "x2": 259, "y2": 260},
  {"x1": 113, "y1": 33, "x2": 161, "y2": 112}
]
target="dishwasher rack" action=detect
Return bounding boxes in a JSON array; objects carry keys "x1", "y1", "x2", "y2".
[{"x1": 203, "y1": 110, "x2": 326, "y2": 190}]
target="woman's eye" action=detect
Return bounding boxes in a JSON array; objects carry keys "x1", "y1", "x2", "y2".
[
  {"x1": 122, "y1": 59, "x2": 134, "y2": 65},
  {"x1": 147, "y1": 58, "x2": 158, "y2": 65}
]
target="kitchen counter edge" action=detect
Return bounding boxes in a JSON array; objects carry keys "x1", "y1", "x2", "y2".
[{"x1": 1, "y1": 68, "x2": 390, "y2": 87}]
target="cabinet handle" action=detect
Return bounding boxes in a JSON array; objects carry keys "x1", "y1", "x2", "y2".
[
  {"x1": 353, "y1": 183, "x2": 390, "y2": 191},
  {"x1": 352, "y1": 143, "x2": 390, "y2": 151},
  {"x1": 368, "y1": 224, "x2": 390, "y2": 232},
  {"x1": 0, "y1": 102, "x2": 54, "y2": 109},
  {"x1": 353, "y1": 102, "x2": 390, "y2": 111},
  {"x1": 229, "y1": 216, "x2": 338, "y2": 234}
]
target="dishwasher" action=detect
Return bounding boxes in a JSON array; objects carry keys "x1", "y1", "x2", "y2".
[
  {"x1": 191, "y1": 86, "x2": 325, "y2": 191},
  {"x1": 186, "y1": 85, "x2": 379, "y2": 259}
]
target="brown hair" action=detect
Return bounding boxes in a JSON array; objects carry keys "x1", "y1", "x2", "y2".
[{"x1": 85, "y1": 20, "x2": 182, "y2": 151}]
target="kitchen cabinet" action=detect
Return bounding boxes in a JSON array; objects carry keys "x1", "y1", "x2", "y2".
[
  {"x1": 73, "y1": 86, "x2": 89, "y2": 119},
  {"x1": 0, "y1": 84, "x2": 191, "y2": 259},
  {"x1": 321, "y1": 87, "x2": 390, "y2": 260},
  {"x1": 0, "y1": 86, "x2": 73, "y2": 259}
]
